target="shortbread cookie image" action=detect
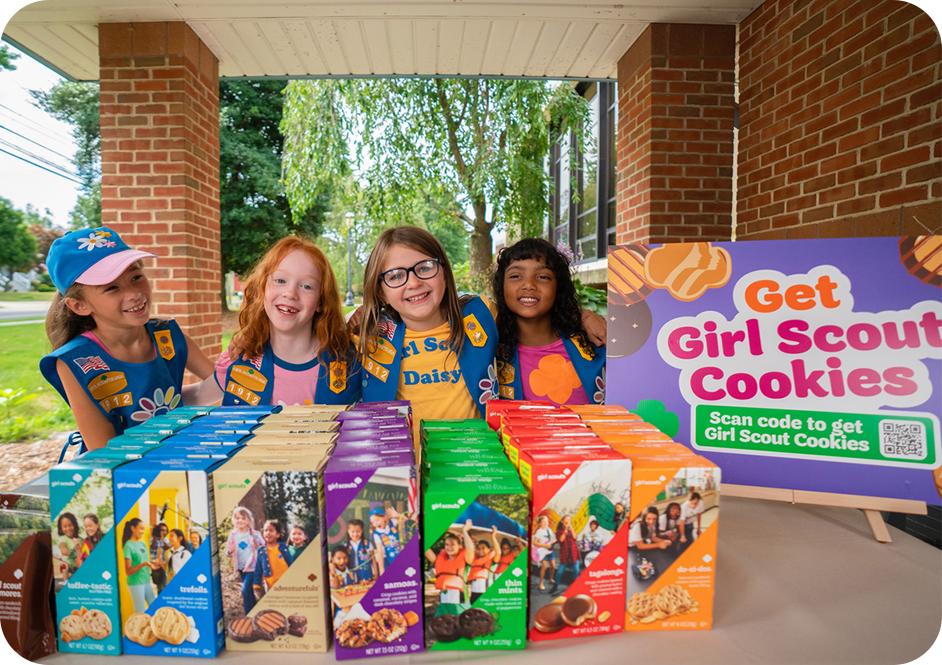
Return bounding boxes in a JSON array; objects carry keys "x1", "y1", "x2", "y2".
[
  {"x1": 124, "y1": 613, "x2": 158, "y2": 647},
  {"x1": 150, "y1": 606, "x2": 190, "y2": 645},
  {"x1": 82, "y1": 609, "x2": 112, "y2": 640},
  {"x1": 59, "y1": 614, "x2": 86, "y2": 642}
]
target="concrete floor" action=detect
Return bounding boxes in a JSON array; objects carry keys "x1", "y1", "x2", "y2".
[{"x1": 40, "y1": 496, "x2": 941, "y2": 665}]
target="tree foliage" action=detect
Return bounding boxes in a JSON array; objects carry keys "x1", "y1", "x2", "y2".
[
  {"x1": 0, "y1": 197, "x2": 39, "y2": 275},
  {"x1": 31, "y1": 82, "x2": 100, "y2": 190},
  {"x1": 282, "y1": 79, "x2": 588, "y2": 275},
  {"x1": 0, "y1": 44, "x2": 18, "y2": 71},
  {"x1": 220, "y1": 80, "x2": 329, "y2": 275}
]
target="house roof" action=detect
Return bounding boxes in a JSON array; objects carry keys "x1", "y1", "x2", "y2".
[{"x1": 3, "y1": 1, "x2": 760, "y2": 81}]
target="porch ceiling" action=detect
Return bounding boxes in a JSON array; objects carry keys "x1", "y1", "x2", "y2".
[{"x1": 4, "y1": 1, "x2": 760, "y2": 81}]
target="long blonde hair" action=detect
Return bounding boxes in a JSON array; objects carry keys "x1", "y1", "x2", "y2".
[
  {"x1": 359, "y1": 226, "x2": 463, "y2": 361},
  {"x1": 232, "y1": 236, "x2": 349, "y2": 362},
  {"x1": 45, "y1": 285, "x2": 95, "y2": 349}
]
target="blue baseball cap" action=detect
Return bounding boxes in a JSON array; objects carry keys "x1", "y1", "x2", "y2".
[
  {"x1": 46, "y1": 227, "x2": 155, "y2": 294},
  {"x1": 369, "y1": 506, "x2": 386, "y2": 517}
]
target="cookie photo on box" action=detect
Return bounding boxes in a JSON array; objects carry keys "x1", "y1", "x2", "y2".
[{"x1": 422, "y1": 494, "x2": 528, "y2": 650}]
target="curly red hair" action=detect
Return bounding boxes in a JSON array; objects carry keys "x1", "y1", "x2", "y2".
[{"x1": 233, "y1": 236, "x2": 350, "y2": 363}]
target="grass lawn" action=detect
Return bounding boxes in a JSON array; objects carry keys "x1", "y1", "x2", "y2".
[
  {"x1": 0, "y1": 291, "x2": 56, "y2": 301},
  {"x1": 0, "y1": 322, "x2": 74, "y2": 443}
]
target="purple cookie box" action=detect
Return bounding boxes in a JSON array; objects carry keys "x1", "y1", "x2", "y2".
[{"x1": 324, "y1": 450, "x2": 424, "y2": 660}]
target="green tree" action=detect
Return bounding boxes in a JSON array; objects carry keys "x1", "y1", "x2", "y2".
[
  {"x1": 0, "y1": 44, "x2": 18, "y2": 71},
  {"x1": 281, "y1": 79, "x2": 588, "y2": 276},
  {"x1": 220, "y1": 80, "x2": 329, "y2": 276},
  {"x1": 0, "y1": 197, "x2": 39, "y2": 282},
  {"x1": 31, "y1": 81, "x2": 101, "y2": 228}
]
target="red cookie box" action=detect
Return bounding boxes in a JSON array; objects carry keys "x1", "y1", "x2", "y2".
[
  {"x1": 518, "y1": 447, "x2": 632, "y2": 642},
  {"x1": 484, "y1": 400, "x2": 564, "y2": 431}
]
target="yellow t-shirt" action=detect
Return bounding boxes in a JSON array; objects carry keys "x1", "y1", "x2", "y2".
[{"x1": 397, "y1": 322, "x2": 479, "y2": 432}]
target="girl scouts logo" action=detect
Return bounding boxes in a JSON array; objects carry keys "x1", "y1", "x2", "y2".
[
  {"x1": 463, "y1": 314, "x2": 487, "y2": 347},
  {"x1": 154, "y1": 330, "x2": 176, "y2": 360}
]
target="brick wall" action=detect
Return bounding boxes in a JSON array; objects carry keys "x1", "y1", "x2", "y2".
[
  {"x1": 98, "y1": 22, "x2": 222, "y2": 357},
  {"x1": 738, "y1": 0, "x2": 942, "y2": 239},
  {"x1": 615, "y1": 24, "x2": 736, "y2": 244}
]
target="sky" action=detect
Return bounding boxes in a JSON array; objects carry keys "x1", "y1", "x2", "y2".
[{"x1": 0, "y1": 39, "x2": 80, "y2": 227}]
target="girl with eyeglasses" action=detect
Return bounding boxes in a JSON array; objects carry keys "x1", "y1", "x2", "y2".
[
  {"x1": 358, "y1": 226, "x2": 499, "y2": 432},
  {"x1": 184, "y1": 235, "x2": 361, "y2": 407}
]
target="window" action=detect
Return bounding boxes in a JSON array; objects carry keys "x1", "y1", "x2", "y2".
[{"x1": 549, "y1": 81, "x2": 617, "y2": 263}]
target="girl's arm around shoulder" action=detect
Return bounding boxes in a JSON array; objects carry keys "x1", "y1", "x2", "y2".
[
  {"x1": 182, "y1": 348, "x2": 226, "y2": 406},
  {"x1": 55, "y1": 360, "x2": 116, "y2": 450},
  {"x1": 580, "y1": 310, "x2": 606, "y2": 347}
]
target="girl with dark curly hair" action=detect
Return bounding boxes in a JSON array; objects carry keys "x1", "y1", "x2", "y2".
[{"x1": 492, "y1": 238, "x2": 605, "y2": 405}]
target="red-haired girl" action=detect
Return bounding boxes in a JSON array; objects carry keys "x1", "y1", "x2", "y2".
[{"x1": 185, "y1": 236, "x2": 360, "y2": 406}]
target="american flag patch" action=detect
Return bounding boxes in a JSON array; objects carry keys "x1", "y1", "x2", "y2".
[
  {"x1": 377, "y1": 318, "x2": 397, "y2": 340},
  {"x1": 74, "y1": 355, "x2": 109, "y2": 374}
]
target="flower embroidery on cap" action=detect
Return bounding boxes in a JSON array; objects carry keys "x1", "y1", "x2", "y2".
[
  {"x1": 130, "y1": 386, "x2": 181, "y2": 422},
  {"x1": 77, "y1": 230, "x2": 116, "y2": 251}
]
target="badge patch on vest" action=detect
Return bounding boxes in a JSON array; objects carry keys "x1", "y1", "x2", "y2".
[
  {"x1": 88, "y1": 371, "x2": 128, "y2": 400},
  {"x1": 463, "y1": 314, "x2": 487, "y2": 347},
  {"x1": 570, "y1": 336, "x2": 593, "y2": 361},
  {"x1": 363, "y1": 356, "x2": 390, "y2": 383},
  {"x1": 225, "y1": 380, "x2": 261, "y2": 406},
  {"x1": 231, "y1": 364, "x2": 268, "y2": 392},
  {"x1": 99, "y1": 391, "x2": 133, "y2": 413},
  {"x1": 329, "y1": 361, "x2": 347, "y2": 394},
  {"x1": 370, "y1": 337, "x2": 397, "y2": 364},
  {"x1": 154, "y1": 330, "x2": 176, "y2": 360}
]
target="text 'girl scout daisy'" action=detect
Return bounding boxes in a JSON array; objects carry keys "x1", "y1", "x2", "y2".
[
  {"x1": 184, "y1": 235, "x2": 360, "y2": 407},
  {"x1": 493, "y1": 238, "x2": 606, "y2": 405},
  {"x1": 40, "y1": 227, "x2": 214, "y2": 453}
]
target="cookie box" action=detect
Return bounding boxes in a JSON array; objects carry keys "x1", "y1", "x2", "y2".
[
  {"x1": 484, "y1": 400, "x2": 557, "y2": 430},
  {"x1": 113, "y1": 456, "x2": 226, "y2": 657},
  {"x1": 323, "y1": 451, "x2": 424, "y2": 659},
  {"x1": 0, "y1": 494, "x2": 55, "y2": 661},
  {"x1": 616, "y1": 449, "x2": 720, "y2": 632},
  {"x1": 422, "y1": 473, "x2": 529, "y2": 651},
  {"x1": 212, "y1": 446, "x2": 331, "y2": 652},
  {"x1": 519, "y1": 448, "x2": 632, "y2": 642},
  {"x1": 50, "y1": 457, "x2": 130, "y2": 654}
]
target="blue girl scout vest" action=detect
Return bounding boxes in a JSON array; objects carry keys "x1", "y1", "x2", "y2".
[
  {"x1": 497, "y1": 337, "x2": 607, "y2": 404},
  {"x1": 40, "y1": 320, "x2": 188, "y2": 434},
  {"x1": 221, "y1": 344, "x2": 361, "y2": 406},
  {"x1": 360, "y1": 296, "x2": 498, "y2": 416}
]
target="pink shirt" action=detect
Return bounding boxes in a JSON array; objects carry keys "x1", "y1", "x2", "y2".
[
  {"x1": 518, "y1": 339, "x2": 590, "y2": 406},
  {"x1": 214, "y1": 351, "x2": 319, "y2": 406}
]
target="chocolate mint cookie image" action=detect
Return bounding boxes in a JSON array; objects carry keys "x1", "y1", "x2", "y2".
[
  {"x1": 607, "y1": 299, "x2": 652, "y2": 358},
  {"x1": 227, "y1": 617, "x2": 257, "y2": 643},
  {"x1": 458, "y1": 608, "x2": 495, "y2": 638},
  {"x1": 428, "y1": 614, "x2": 461, "y2": 642},
  {"x1": 287, "y1": 614, "x2": 308, "y2": 637},
  {"x1": 252, "y1": 610, "x2": 287, "y2": 641}
]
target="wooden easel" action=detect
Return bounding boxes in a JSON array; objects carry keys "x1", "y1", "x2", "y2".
[{"x1": 723, "y1": 484, "x2": 928, "y2": 543}]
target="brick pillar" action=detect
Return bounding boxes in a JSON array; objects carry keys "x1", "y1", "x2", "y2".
[
  {"x1": 615, "y1": 24, "x2": 736, "y2": 244},
  {"x1": 738, "y1": 0, "x2": 941, "y2": 239},
  {"x1": 98, "y1": 22, "x2": 221, "y2": 357}
]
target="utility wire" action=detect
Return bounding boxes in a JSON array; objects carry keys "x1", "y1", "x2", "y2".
[
  {"x1": 0, "y1": 146, "x2": 83, "y2": 185},
  {"x1": 0, "y1": 102, "x2": 74, "y2": 143},
  {"x1": 0, "y1": 123, "x2": 73, "y2": 162},
  {"x1": 0, "y1": 137, "x2": 77, "y2": 179}
]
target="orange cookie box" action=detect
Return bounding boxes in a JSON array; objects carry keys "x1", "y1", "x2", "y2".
[{"x1": 609, "y1": 442, "x2": 719, "y2": 632}]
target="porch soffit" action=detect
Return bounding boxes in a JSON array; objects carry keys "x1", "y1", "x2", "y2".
[{"x1": 4, "y1": 1, "x2": 760, "y2": 81}]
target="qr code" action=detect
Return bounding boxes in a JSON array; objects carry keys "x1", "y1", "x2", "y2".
[{"x1": 879, "y1": 420, "x2": 927, "y2": 460}]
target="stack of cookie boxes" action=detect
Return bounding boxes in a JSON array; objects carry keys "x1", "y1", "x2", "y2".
[
  {"x1": 211, "y1": 404, "x2": 348, "y2": 654},
  {"x1": 420, "y1": 420, "x2": 530, "y2": 652},
  {"x1": 324, "y1": 402, "x2": 426, "y2": 660}
]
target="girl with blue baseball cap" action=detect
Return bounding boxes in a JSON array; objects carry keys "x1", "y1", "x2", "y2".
[{"x1": 40, "y1": 227, "x2": 214, "y2": 454}]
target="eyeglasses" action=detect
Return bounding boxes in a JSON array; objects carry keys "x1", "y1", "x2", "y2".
[{"x1": 379, "y1": 258, "x2": 441, "y2": 288}]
